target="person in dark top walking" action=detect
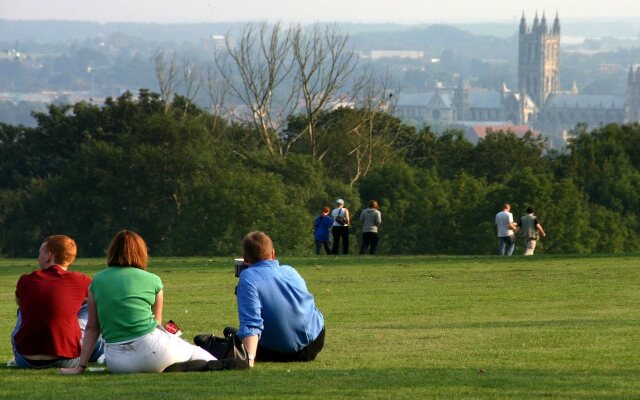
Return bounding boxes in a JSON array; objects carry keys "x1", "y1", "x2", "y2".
[{"x1": 519, "y1": 207, "x2": 546, "y2": 256}]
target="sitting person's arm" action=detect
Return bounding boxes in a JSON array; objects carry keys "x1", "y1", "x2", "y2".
[
  {"x1": 236, "y1": 278, "x2": 263, "y2": 368},
  {"x1": 59, "y1": 293, "x2": 100, "y2": 375},
  {"x1": 152, "y1": 290, "x2": 164, "y2": 324},
  {"x1": 242, "y1": 335, "x2": 258, "y2": 368}
]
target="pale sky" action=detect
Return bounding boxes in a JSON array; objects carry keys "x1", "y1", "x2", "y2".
[{"x1": 2, "y1": 0, "x2": 639, "y2": 24}]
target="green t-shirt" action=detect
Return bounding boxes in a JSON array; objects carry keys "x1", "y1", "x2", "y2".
[{"x1": 90, "y1": 266, "x2": 163, "y2": 343}]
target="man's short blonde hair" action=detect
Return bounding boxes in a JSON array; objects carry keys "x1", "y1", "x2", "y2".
[
  {"x1": 243, "y1": 231, "x2": 273, "y2": 264},
  {"x1": 44, "y1": 235, "x2": 77, "y2": 266}
]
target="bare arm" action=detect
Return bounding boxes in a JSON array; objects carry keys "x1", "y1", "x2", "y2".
[
  {"x1": 242, "y1": 335, "x2": 259, "y2": 368},
  {"x1": 152, "y1": 289, "x2": 164, "y2": 324},
  {"x1": 59, "y1": 293, "x2": 100, "y2": 375},
  {"x1": 536, "y1": 223, "x2": 546, "y2": 237}
]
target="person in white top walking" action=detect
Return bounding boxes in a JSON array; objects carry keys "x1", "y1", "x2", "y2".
[{"x1": 495, "y1": 203, "x2": 517, "y2": 256}]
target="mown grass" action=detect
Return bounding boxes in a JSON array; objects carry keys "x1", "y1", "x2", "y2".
[{"x1": 1, "y1": 254, "x2": 639, "y2": 399}]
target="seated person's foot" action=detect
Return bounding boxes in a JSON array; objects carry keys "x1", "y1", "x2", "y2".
[
  {"x1": 163, "y1": 360, "x2": 208, "y2": 372},
  {"x1": 223, "y1": 327, "x2": 238, "y2": 338},
  {"x1": 193, "y1": 334, "x2": 212, "y2": 346}
]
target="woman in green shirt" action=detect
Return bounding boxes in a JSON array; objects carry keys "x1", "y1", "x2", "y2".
[{"x1": 60, "y1": 230, "x2": 214, "y2": 373}]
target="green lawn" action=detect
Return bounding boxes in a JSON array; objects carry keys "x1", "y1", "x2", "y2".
[{"x1": 1, "y1": 254, "x2": 639, "y2": 399}]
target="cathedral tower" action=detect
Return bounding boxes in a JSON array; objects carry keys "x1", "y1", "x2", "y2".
[
  {"x1": 625, "y1": 66, "x2": 640, "y2": 122},
  {"x1": 518, "y1": 12, "x2": 560, "y2": 107}
]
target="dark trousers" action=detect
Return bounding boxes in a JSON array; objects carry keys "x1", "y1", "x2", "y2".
[
  {"x1": 256, "y1": 327, "x2": 325, "y2": 362},
  {"x1": 315, "y1": 240, "x2": 330, "y2": 255},
  {"x1": 360, "y1": 232, "x2": 379, "y2": 254},
  {"x1": 331, "y1": 226, "x2": 349, "y2": 254}
]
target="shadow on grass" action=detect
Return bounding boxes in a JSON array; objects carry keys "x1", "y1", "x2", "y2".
[{"x1": 0, "y1": 365, "x2": 638, "y2": 399}]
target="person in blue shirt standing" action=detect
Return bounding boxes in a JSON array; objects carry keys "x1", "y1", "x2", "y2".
[
  {"x1": 236, "y1": 231, "x2": 325, "y2": 367},
  {"x1": 313, "y1": 206, "x2": 333, "y2": 255}
]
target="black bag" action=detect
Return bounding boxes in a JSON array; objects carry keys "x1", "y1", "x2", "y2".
[
  {"x1": 194, "y1": 331, "x2": 250, "y2": 370},
  {"x1": 335, "y1": 209, "x2": 348, "y2": 225}
]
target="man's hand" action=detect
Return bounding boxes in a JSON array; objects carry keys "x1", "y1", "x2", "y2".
[{"x1": 59, "y1": 366, "x2": 86, "y2": 375}]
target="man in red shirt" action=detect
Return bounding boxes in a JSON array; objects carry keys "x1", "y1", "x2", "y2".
[{"x1": 11, "y1": 235, "x2": 104, "y2": 368}]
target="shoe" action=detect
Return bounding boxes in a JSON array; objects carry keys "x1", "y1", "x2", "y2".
[
  {"x1": 223, "y1": 327, "x2": 238, "y2": 338},
  {"x1": 193, "y1": 334, "x2": 212, "y2": 347}
]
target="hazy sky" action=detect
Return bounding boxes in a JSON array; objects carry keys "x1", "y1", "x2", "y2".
[{"x1": 2, "y1": 0, "x2": 640, "y2": 24}]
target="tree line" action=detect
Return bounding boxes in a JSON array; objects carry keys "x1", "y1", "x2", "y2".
[{"x1": 1, "y1": 88, "x2": 639, "y2": 257}]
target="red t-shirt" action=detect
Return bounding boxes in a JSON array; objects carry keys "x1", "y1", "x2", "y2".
[{"x1": 14, "y1": 265, "x2": 91, "y2": 358}]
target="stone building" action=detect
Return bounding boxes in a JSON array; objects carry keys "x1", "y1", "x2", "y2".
[
  {"x1": 394, "y1": 13, "x2": 640, "y2": 144},
  {"x1": 518, "y1": 12, "x2": 560, "y2": 108}
]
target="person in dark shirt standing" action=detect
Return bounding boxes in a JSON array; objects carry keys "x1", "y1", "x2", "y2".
[
  {"x1": 359, "y1": 200, "x2": 382, "y2": 254},
  {"x1": 313, "y1": 206, "x2": 334, "y2": 255}
]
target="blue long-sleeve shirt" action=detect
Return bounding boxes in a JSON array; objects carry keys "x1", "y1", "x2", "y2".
[
  {"x1": 236, "y1": 259, "x2": 325, "y2": 353},
  {"x1": 313, "y1": 214, "x2": 333, "y2": 241}
]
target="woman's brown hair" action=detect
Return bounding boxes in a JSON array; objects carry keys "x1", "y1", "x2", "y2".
[{"x1": 107, "y1": 230, "x2": 148, "y2": 270}]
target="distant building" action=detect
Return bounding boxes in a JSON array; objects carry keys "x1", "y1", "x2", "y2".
[
  {"x1": 395, "y1": 82, "x2": 535, "y2": 127},
  {"x1": 394, "y1": 13, "x2": 640, "y2": 144},
  {"x1": 369, "y1": 50, "x2": 424, "y2": 60},
  {"x1": 462, "y1": 124, "x2": 540, "y2": 144}
]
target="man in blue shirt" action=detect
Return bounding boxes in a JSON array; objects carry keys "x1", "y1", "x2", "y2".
[{"x1": 236, "y1": 231, "x2": 325, "y2": 367}]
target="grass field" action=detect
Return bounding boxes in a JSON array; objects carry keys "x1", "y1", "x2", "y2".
[{"x1": 1, "y1": 254, "x2": 639, "y2": 399}]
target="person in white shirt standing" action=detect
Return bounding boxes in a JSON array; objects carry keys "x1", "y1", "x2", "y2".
[
  {"x1": 495, "y1": 203, "x2": 517, "y2": 256},
  {"x1": 331, "y1": 199, "x2": 350, "y2": 254}
]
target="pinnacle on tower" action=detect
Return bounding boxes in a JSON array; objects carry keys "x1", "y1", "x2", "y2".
[
  {"x1": 520, "y1": 12, "x2": 527, "y2": 34},
  {"x1": 532, "y1": 12, "x2": 539, "y2": 32},
  {"x1": 552, "y1": 12, "x2": 560, "y2": 34},
  {"x1": 540, "y1": 12, "x2": 548, "y2": 33},
  {"x1": 501, "y1": 81, "x2": 510, "y2": 93},
  {"x1": 571, "y1": 80, "x2": 579, "y2": 94}
]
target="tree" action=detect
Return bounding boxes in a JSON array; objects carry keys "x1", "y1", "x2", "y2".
[
  {"x1": 214, "y1": 22, "x2": 297, "y2": 156},
  {"x1": 471, "y1": 130, "x2": 548, "y2": 182},
  {"x1": 290, "y1": 23, "x2": 358, "y2": 158}
]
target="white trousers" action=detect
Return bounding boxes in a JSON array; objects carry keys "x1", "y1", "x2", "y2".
[
  {"x1": 524, "y1": 239, "x2": 537, "y2": 256},
  {"x1": 105, "y1": 327, "x2": 215, "y2": 373}
]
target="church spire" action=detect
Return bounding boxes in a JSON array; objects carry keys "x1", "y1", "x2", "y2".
[
  {"x1": 571, "y1": 80, "x2": 579, "y2": 94},
  {"x1": 532, "y1": 12, "x2": 539, "y2": 32},
  {"x1": 519, "y1": 12, "x2": 527, "y2": 35},
  {"x1": 540, "y1": 12, "x2": 548, "y2": 34},
  {"x1": 552, "y1": 12, "x2": 560, "y2": 35}
]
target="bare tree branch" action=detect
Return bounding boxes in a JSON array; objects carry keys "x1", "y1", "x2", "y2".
[
  {"x1": 154, "y1": 50, "x2": 178, "y2": 112},
  {"x1": 291, "y1": 23, "x2": 358, "y2": 158},
  {"x1": 214, "y1": 22, "x2": 297, "y2": 156}
]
